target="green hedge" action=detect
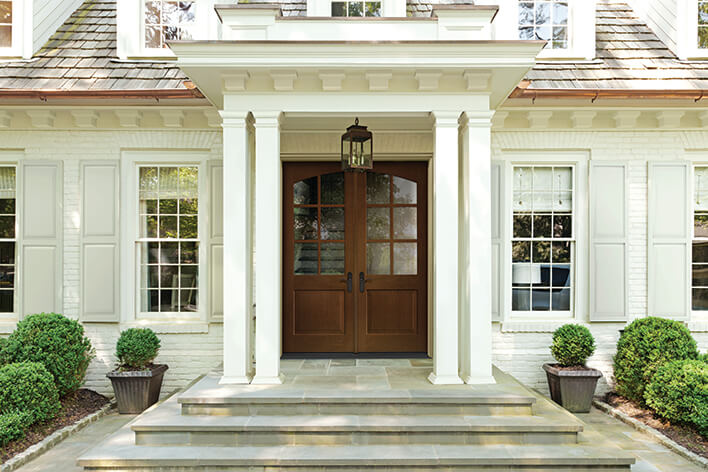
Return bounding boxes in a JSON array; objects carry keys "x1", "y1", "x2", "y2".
[
  {"x1": 550, "y1": 324, "x2": 596, "y2": 367},
  {"x1": 116, "y1": 328, "x2": 160, "y2": 370},
  {"x1": 645, "y1": 359, "x2": 708, "y2": 435},
  {"x1": 1, "y1": 313, "x2": 94, "y2": 396},
  {"x1": 613, "y1": 317, "x2": 698, "y2": 404},
  {"x1": 0, "y1": 362, "x2": 60, "y2": 424},
  {"x1": 0, "y1": 411, "x2": 33, "y2": 447}
]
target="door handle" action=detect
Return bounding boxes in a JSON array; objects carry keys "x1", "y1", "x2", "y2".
[
  {"x1": 359, "y1": 272, "x2": 371, "y2": 293},
  {"x1": 340, "y1": 272, "x2": 353, "y2": 293}
]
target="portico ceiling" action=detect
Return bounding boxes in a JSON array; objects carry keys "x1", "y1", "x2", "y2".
[{"x1": 169, "y1": 40, "x2": 545, "y2": 110}]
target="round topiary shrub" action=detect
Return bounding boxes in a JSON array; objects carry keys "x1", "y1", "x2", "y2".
[
  {"x1": 644, "y1": 359, "x2": 708, "y2": 435},
  {"x1": 0, "y1": 362, "x2": 60, "y2": 423},
  {"x1": 550, "y1": 324, "x2": 596, "y2": 367},
  {"x1": 0, "y1": 411, "x2": 33, "y2": 447},
  {"x1": 1, "y1": 313, "x2": 94, "y2": 397},
  {"x1": 614, "y1": 317, "x2": 698, "y2": 404},
  {"x1": 116, "y1": 328, "x2": 161, "y2": 370}
]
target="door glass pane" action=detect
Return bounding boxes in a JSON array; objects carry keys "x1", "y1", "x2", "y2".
[
  {"x1": 367, "y1": 173, "x2": 390, "y2": 204},
  {"x1": 367, "y1": 243, "x2": 389, "y2": 274},
  {"x1": 367, "y1": 207, "x2": 389, "y2": 239},
  {"x1": 295, "y1": 243, "x2": 318, "y2": 275},
  {"x1": 321, "y1": 243, "x2": 345, "y2": 275},
  {"x1": 321, "y1": 208, "x2": 344, "y2": 240},
  {"x1": 294, "y1": 207, "x2": 318, "y2": 240},
  {"x1": 393, "y1": 176, "x2": 417, "y2": 204},
  {"x1": 393, "y1": 243, "x2": 417, "y2": 275},
  {"x1": 294, "y1": 177, "x2": 317, "y2": 205},
  {"x1": 393, "y1": 207, "x2": 416, "y2": 239},
  {"x1": 321, "y1": 173, "x2": 344, "y2": 204}
]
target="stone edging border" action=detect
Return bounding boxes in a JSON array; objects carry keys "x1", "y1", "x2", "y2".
[
  {"x1": 593, "y1": 399, "x2": 708, "y2": 470},
  {"x1": 1, "y1": 399, "x2": 116, "y2": 472}
]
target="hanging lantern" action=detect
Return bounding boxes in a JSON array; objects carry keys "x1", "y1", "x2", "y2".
[{"x1": 341, "y1": 117, "x2": 373, "y2": 172}]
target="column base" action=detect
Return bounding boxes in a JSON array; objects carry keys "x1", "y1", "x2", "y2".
[
  {"x1": 428, "y1": 372, "x2": 464, "y2": 385},
  {"x1": 251, "y1": 374, "x2": 284, "y2": 385},
  {"x1": 462, "y1": 374, "x2": 496, "y2": 385},
  {"x1": 219, "y1": 375, "x2": 252, "y2": 385}
]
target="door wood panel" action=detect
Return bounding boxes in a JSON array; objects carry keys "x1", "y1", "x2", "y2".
[{"x1": 282, "y1": 162, "x2": 427, "y2": 353}]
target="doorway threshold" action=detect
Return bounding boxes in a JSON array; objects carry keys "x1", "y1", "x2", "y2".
[{"x1": 281, "y1": 352, "x2": 430, "y2": 360}]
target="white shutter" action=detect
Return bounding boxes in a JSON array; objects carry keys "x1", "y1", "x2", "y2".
[
  {"x1": 80, "y1": 161, "x2": 119, "y2": 322},
  {"x1": 209, "y1": 161, "x2": 224, "y2": 321},
  {"x1": 21, "y1": 162, "x2": 62, "y2": 316},
  {"x1": 589, "y1": 162, "x2": 628, "y2": 321},
  {"x1": 491, "y1": 161, "x2": 503, "y2": 322},
  {"x1": 648, "y1": 161, "x2": 690, "y2": 320}
]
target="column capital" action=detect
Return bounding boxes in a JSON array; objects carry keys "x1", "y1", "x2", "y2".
[
  {"x1": 431, "y1": 110, "x2": 462, "y2": 127},
  {"x1": 462, "y1": 111, "x2": 494, "y2": 128},
  {"x1": 252, "y1": 111, "x2": 282, "y2": 127},
  {"x1": 220, "y1": 110, "x2": 250, "y2": 128}
]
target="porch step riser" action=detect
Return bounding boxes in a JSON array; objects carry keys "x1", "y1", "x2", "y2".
[
  {"x1": 135, "y1": 430, "x2": 579, "y2": 447},
  {"x1": 83, "y1": 466, "x2": 631, "y2": 472},
  {"x1": 180, "y1": 404, "x2": 534, "y2": 417}
]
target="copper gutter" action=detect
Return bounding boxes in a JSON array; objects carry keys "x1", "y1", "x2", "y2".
[
  {"x1": 0, "y1": 86, "x2": 204, "y2": 101},
  {"x1": 510, "y1": 83, "x2": 708, "y2": 102}
]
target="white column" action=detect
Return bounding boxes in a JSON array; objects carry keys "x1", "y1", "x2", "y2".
[
  {"x1": 219, "y1": 111, "x2": 253, "y2": 384},
  {"x1": 429, "y1": 111, "x2": 463, "y2": 385},
  {"x1": 252, "y1": 111, "x2": 284, "y2": 385},
  {"x1": 460, "y1": 112, "x2": 496, "y2": 384}
]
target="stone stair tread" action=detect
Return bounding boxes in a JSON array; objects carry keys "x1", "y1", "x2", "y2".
[
  {"x1": 78, "y1": 444, "x2": 635, "y2": 467},
  {"x1": 132, "y1": 413, "x2": 583, "y2": 433}
]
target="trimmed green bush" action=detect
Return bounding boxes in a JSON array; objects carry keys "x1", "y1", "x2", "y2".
[
  {"x1": 0, "y1": 362, "x2": 60, "y2": 423},
  {"x1": 645, "y1": 359, "x2": 708, "y2": 435},
  {"x1": 1, "y1": 313, "x2": 94, "y2": 396},
  {"x1": 116, "y1": 328, "x2": 161, "y2": 370},
  {"x1": 550, "y1": 324, "x2": 596, "y2": 367},
  {"x1": 614, "y1": 317, "x2": 698, "y2": 404},
  {"x1": 699, "y1": 352, "x2": 708, "y2": 363},
  {"x1": 0, "y1": 411, "x2": 33, "y2": 447}
]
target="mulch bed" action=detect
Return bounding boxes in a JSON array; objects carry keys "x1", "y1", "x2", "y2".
[
  {"x1": 0, "y1": 389, "x2": 109, "y2": 464},
  {"x1": 604, "y1": 392, "x2": 708, "y2": 459}
]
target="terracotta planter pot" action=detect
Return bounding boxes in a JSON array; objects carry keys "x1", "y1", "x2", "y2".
[
  {"x1": 107, "y1": 364, "x2": 168, "y2": 414},
  {"x1": 543, "y1": 363, "x2": 601, "y2": 413}
]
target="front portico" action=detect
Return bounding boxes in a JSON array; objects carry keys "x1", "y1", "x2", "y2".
[{"x1": 170, "y1": 6, "x2": 543, "y2": 386}]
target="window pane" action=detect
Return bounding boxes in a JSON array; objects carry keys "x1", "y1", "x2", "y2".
[
  {"x1": 0, "y1": 290, "x2": 12, "y2": 313},
  {"x1": 551, "y1": 264, "x2": 571, "y2": 287},
  {"x1": 553, "y1": 2, "x2": 568, "y2": 24},
  {"x1": 553, "y1": 214, "x2": 572, "y2": 238},
  {"x1": 159, "y1": 215, "x2": 177, "y2": 238},
  {"x1": 535, "y1": 2, "x2": 551, "y2": 24},
  {"x1": 700, "y1": 2, "x2": 708, "y2": 25},
  {"x1": 332, "y1": 1, "x2": 347, "y2": 15},
  {"x1": 180, "y1": 198, "x2": 197, "y2": 215},
  {"x1": 532, "y1": 288, "x2": 550, "y2": 311},
  {"x1": 294, "y1": 207, "x2": 318, "y2": 240},
  {"x1": 321, "y1": 243, "x2": 345, "y2": 275},
  {"x1": 552, "y1": 242, "x2": 571, "y2": 263},
  {"x1": 140, "y1": 167, "x2": 158, "y2": 198},
  {"x1": 294, "y1": 177, "x2": 317, "y2": 205},
  {"x1": 392, "y1": 176, "x2": 416, "y2": 204},
  {"x1": 365, "y1": 1, "x2": 381, "y2": 16},
  {"x1": 393, "y1": 207, "x2": 416, "y2": 239},
  {"x1": 180, "y1": 241, "x2": 199, "y2": 264},
  {"x1": 294, "y1": 243, "x2": 318, "y2": 275},
  {"x1": 514, "y1": 213, "x2": 532, "y2": 238},
  {"x1": 532, "y1": 241, "x2": 550, "y2": 262},
  {"x1": 348, "y1": 1, "x2": 363, "y2": 16},
  {"x1": 321, "y1": 208, "x2": 344, "y2": 240},
  {"x1": 0, "y1": 1, "x2": 11, "y2": 23},
  {"x1": 0, "y1": 24, "x2": 9, "y2": 49},
  {"x1": 512, "y1": 287, "x2": 531, "y2": 311},
  {"x1": 693, "y1": 287, "x2": 708, "y2": 310},
  {"x1": 693, "y1": 264, "x2": 708, "y2": 287},
  {"x1": 145, "y1": 25, "x2": 160, "y2": 48},
  {"x1": 0, "y1": 215, "x2": 13, "y2": 238},
  {"x1": 0, "y1": 265, "x2": 13, "y2": 288},
  {"x1": 512, "y1": 241, "x2": 530, "y2": 263},
  {"x1": 519, "y1": 2, "x2": 534, "y2": 24},
  {"x1": 552, "y1": 288, "x2": 571, "y2": 311},
  {"x1": 367, "y1": 242, "x2": 390, "y2": 275},
  {"x1": 393, "y1": 243, "x2": 416, "y2": 275},
  {"x1": 367, "y1": 207, "x2": 389, "y2": 240},
  {"x1": 533, "y1": 214, "x2": 552, "y2": 238},
  {"x1": 367, "y1": 173, "x2": 390, "y2": 204},
  {"x1": 180, "y1": 290, "x2": 198, "y2": 312},
  {"x1": 0, "y1": 242, "x2": 14, "y2": 264},
  {"x1": 179, "y1": 215, "x2": 197, "y2": 239},
  {"x1": 694, "y1": 241, "x2": 708, "y2": 263},
  {"x1": 321, "y1": 173, "x2": 344, "y2": 204}
]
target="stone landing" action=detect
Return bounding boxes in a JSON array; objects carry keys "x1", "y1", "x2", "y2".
[{"x1": 77, "y1": 360, "x2": 635, "y2": 471}]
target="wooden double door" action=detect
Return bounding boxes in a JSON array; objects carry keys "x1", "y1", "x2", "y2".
[{"x1": 283, "y1": 162, "x2": 428, "y2": 353}]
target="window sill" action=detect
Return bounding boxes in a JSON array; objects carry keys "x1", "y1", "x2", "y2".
[
  {"x1": 501, "y1": 320, "x2": 573, "y2": 333},
  {"x1": 687, "y1": 321, "x2": 708, "y2": 333},
  {"x1": 0, "y1": 321, "x2": 17, "y2": 334},
  {"x1": 122, "y1": 320, "x2": 210, "y2": 334}
]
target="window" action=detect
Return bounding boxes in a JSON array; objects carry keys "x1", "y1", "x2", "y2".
[
  {"x1": 693, "y1": 167, "x2": 708, "y2": 310},
  {"x1": 0, "y1": 167, "x2": 15, "y2": 314},
  {"x1": 145, "y1": 1, "x2": 196, "y2": 49},
  {"x1": 138, "y1": 166, "x2": 199, "y2": 315},
  {"x1": 0, "y1": 1, "x2": 11, "y2": 48},
  {"x1": 331, "y1": 1, "x2": 381, "y2": 17},
  {"x1": 700, "y1": 1, "x2": 708, "y2": 48},
  {"x1": 511, "y1": 166, "x2": 573, "y2": 314},
  {"x1": 518, "y1": 0, "x2": 569, "y2": 49}
]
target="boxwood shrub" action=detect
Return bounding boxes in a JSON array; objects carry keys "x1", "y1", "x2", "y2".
[
  {"x1": 644, "y1": 359, "x2": 708, "y2": 435},
  {"x1": 614, "y1": 317, "x2": 698, "y2": 404},
  {"x1": 0, "y1": 362, "x2": 60, "y2": 423},
  {"x1": 550, "y1": 324, "x2": 596, "y2": 367},
  {"x1": 1, "y1": 313, "x2": 94, "y2": 396},
  {"x1": 116, "y1": 328, "x2": 161, "y2": 370},
  {"x1": 0, "y1": 411, "x2": 33, "y2": 447}
]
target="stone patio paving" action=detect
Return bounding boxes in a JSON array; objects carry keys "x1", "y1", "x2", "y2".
[{"x1": 10, "y1": 359, "x2": 706, "y2": 472}]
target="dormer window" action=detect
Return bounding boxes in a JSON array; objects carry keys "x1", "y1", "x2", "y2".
[
  {"x1": 0, "y1": 1, "x2": 11, "y2": 48},
  {"x1": 518, "y1": 1, "x2": 569, "y2": 49},
  {"x1": 331, "y1": 1, "x2": 381, "y2": 17},
  {"x1": 699, "y1": 1, "x2": 708, "y2": 48},
  {"x1": 145, "y1": 1, "x2": 196, "y2": 49}
]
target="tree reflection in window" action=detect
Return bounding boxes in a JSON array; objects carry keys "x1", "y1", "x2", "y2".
[
  {"x1": 145, "y1": 1, "x2": 196, "y2": 48},
  {"x1": 331, "y1": 1, "x2": 381, "y2": 17},
  {"x1": 518, "y1": 0, "x2": 568, "y2": 49}
]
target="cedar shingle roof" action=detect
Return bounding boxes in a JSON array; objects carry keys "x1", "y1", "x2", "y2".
[
  {"x1": 1, "y1": 0, "x2": 707, "y2": 92},
  {"x1": 0, "y1": 0, "x2": 188, "y2": 91}
]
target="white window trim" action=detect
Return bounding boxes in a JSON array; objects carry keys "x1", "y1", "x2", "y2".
[
  {"x1": 117, "y1": 0, "x2": 219, "y2": 60},
  {"x1": 501, "y1": 152, "x2": 588, "y2": 323},
  {"x1": 0, "y1": 154, "x2": 20, "y2": 333},
  {"x1": 679, "y1": 0, "x2": 708, "y2": 59},
  {"x1": 121, "y1": 151, "x2": 209, "y2": 325},
  {"x1": 0, "y1": 0, "x2": 30, "y2": 59},
  {"x1": 689, "y1": 160, "x2": 708, "y2": 321},
  {"x1": 479, "y1": 0, "x2": 596, "y2": 60}
]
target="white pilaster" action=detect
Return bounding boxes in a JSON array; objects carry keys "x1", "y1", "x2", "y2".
[
  {"x1": 460, "y1": 112, "x2": 496, "y2": 385},
  {"x1": 220, "y1": 111, "x2": 253, "y2": 385},
  {"x1": 429, "y1": 111, "x2": 463, "y2": 385},
  {"x1": 252, "y1": 111, "x2": 284, "y2": 385}
]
